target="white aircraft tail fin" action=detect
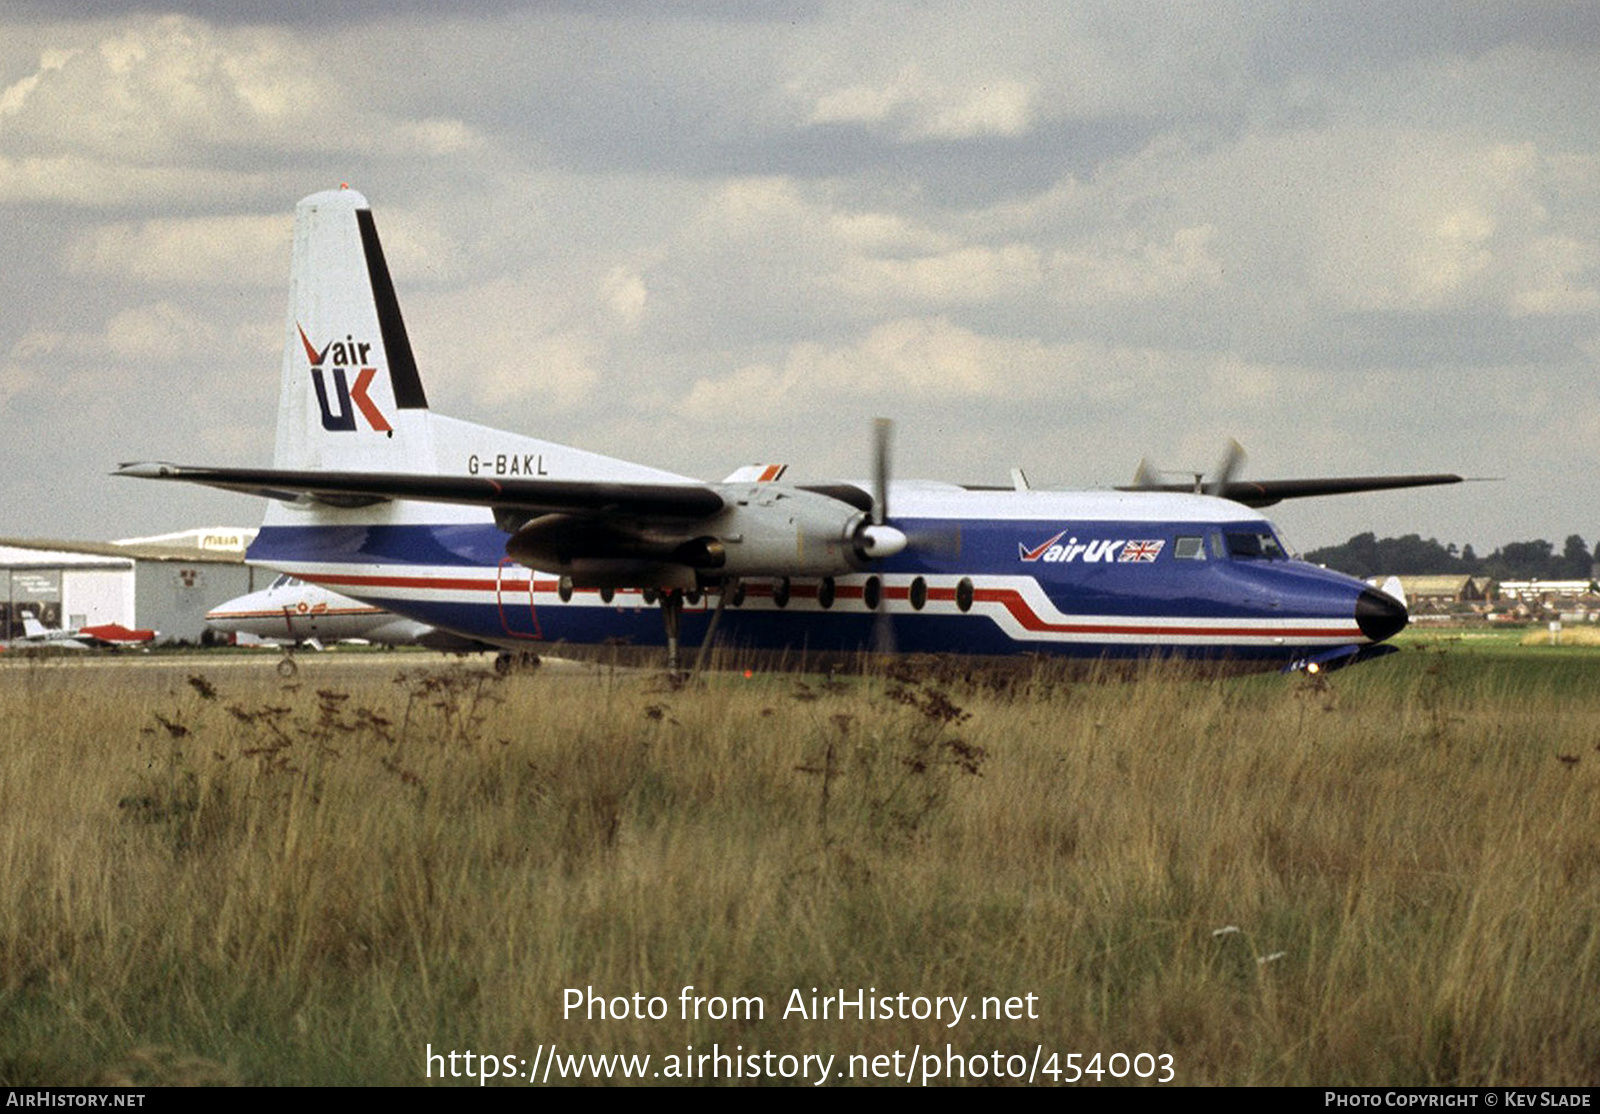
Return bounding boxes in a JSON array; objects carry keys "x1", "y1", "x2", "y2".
[
  {"x1": 21, "y1": 615, "x2": 46, "y2": 639},
  {"x1": 273, "y1": 186, "x2": 437, "y2": 476}
]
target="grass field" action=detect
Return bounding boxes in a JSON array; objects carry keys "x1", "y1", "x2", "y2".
[{"x1": 1, "y1": 638, "x2": 1597, "y2": 1086}]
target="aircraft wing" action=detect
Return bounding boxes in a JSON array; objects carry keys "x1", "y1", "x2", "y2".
[
  {"x1": 1115, "y1": 473, "x2": 1464, "y2": 508},
  {"x1": 114, "y1": 462, "x2": 727, "y2": 518}
]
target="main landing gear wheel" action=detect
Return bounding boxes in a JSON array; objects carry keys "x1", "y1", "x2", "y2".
[
  {"x1": 276, "y1": 654, "x2": 298, "y2": 678},
  {"x1": 494, "y1": 650, "x2": 541, "y2": 675}
]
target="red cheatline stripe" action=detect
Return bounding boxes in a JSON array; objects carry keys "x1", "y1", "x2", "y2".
[
  {"x1": 313, "y1": 573, "x2": 498, "y2": 592},
  {"x1": 973, "y1": 587, "x2": 1359, "y2": 639}
]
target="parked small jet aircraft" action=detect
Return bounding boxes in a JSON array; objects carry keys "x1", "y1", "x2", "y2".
[
  {"x1": 209, "y1": 574, "x2": 449, "y2": 645},
  {"x1": 118, "y1": 187, "x2": 1461, "y2": 673},
  {"x1": 207, "y1": 573, "x2": 488, "y2": 657}
]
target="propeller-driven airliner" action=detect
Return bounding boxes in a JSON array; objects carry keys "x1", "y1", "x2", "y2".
[{"x1": 118, "y1": 187, "x2": 1460, "y2": 673}]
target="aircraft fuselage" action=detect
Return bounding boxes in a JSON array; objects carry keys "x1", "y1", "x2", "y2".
[{"x1": 247, "y1": 487, "x2": 1402, "y2": 669}]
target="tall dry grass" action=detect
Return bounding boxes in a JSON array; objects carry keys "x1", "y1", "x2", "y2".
[{"x1": 0, "y1": 648, "x2": 1596, "y2": 1085}]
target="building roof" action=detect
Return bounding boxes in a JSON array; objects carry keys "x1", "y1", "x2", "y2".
[
  {"x1": 0, "y1": 536, "x2": 247, "y2": 565},
  {"x1": 1397, "y1": 575, "x2": 1476, "y2": 595},
  {"x1": 0, "y1": 543, "x2": 133, "y2": 571},
  {"x1": 111, "y1": 527, "x2": 257, "y2": 554}
]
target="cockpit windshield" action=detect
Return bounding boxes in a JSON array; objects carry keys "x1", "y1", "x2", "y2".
[{"x1": 1224, "y1": 530, "x2": 1290, "y2": 560}]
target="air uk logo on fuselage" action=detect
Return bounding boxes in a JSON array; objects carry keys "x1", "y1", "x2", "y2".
[
  {"x1": 1019, "y1": 532, "x2": 1166, "y2": 564},
  {"x1": 300, "y1": 325, "x2": 392, "y2": 433}
]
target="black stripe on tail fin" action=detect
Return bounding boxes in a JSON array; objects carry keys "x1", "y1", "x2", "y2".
[{"x1": 355, "y1": 208, "x2": 429, "y2": 411}]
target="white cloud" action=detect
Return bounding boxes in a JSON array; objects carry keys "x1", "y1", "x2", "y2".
[
  {"x1": 600, "y1": 266, "x2": 648, "y2": 329},
  {"x1": 408, "y1": 261, "x2": 663, "y2": 415},
  {"x1": 676, "y1": 316, "x2": 1081, "y2": 421},
  {"x1": 1084, "y1": 125, "x2": 1600, "y2": 322},
  {"x1": 104, "y1": 301, "x2": 218, "y2": 362},
  {"x1": 0, "y1": 4, "x2": 1595, "y2": 549},
  {"x1": 838, "y1": 243, "x2": 1044, "y2": 305},
  {"x1": 0, "y1": 154, "x2": 270, "y2": 207},
  {"x1": 0, "y1": 14, "x2": 480, "y2": 207},
  {"x1": 808, "y1": 66, "x2": 1033, "y2": 140},
  {"x1": 476, "y1": 329, "x2": 600, "y2": 413},
  {"x1": 0, "y1": 360, "x2": 41, "y2": 407},
  {"x1": 64, "y1": 215, "x2": 289, "y2": 287},
  {"x1": 1049, "y1": 225, "x2": 1225, "y2": 305},
  {"x1": 0, "y1": 46, "x2": 77, "y2": 115},
  {"x1": 1511, "y1": 235, "x2": 1600, "y2": 316}
]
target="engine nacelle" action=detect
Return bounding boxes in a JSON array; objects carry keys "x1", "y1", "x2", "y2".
[
  {"x1": 502, "y1": 485, "x2": 904, "y2": 588},
  {"x1": 684, "y1": 485, "x2": 904, "y2": 578}
]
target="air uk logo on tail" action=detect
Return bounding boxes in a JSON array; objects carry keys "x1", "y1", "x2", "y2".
[{"x1": 299, "y1": 325, "x2": 392, "y2": 433}]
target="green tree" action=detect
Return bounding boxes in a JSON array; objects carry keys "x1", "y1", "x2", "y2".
[
  {"x1": 1559, "y1": 535, "x2": 1591, "y2": 579},
  {"x1": 1488, "y1": 539, "x2": 1555, "y2": 580}
]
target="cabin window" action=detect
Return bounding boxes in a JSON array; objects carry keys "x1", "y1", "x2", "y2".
[
  {"x1": 730, "y1": 582, "x2": 746, "y2": 607},
  {"x1": 772, "y1": 578, "x2": 790, "y2": 608},
  {"x1": 817, "y1": 578, "x2": 835, "y2": 609},
  {"x1": 909, "y1": 576, "x2": 927, "y2": 610},
  {"x1": 862, "y1": 576, "x2": 881, "y2": 610},
  {"x1": 600, "y1": 586, "x2": 615, "y2": 604},
  {"x1": 558, "y1": 576, "x2": 574, "y2": 602},
  {"x1": 956, "y1": 577, "x2": 974, "y2": 612},
  {"x1": 1224, "y1": 531, "x2": 1288, "y2": 560},
  {"x1": 1174, "y1": 536, "x2": 1205, "y2": 560}
]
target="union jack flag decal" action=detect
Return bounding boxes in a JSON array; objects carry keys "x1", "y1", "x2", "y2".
[{"x1": 1118, "y1": 540, "x2": 1165, "y2": 563}]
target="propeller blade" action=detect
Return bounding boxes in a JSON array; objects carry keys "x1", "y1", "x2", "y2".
[
  {"x1": 872, "y1": 606, "x2": 897, "y2": 654},
  {"x1": 872, "y1": 417, "x2": 892, "y2": 525},
  {"x1": 902, "y1": 521, "x2": 962, "y2": 559},
  {"x1": 1206, "y1": 439, "x2": 1247, "y2": 497}
]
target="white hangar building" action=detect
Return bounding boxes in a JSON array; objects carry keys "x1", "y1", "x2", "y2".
[{"x1": 0, "y1": 528, "x2": 268, "y2": 644}]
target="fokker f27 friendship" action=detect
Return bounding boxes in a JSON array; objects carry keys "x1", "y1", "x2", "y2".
[{"x1": 119, "y1": 188, "x2": 1461, "y2": 673}]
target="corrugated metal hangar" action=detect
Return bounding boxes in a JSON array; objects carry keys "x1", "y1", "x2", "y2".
[{"x1": 0, "y1": 528, "x2": 268, "y2": 644}]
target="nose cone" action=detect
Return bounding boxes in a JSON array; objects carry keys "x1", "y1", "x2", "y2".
[{"x1": 1355, "y1": 587, "x2": 1408, "y2": 643}]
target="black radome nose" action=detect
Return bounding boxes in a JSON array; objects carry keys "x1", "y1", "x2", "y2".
[{"x1": 1355, "y1": 588, "x2": 1408, "y2": 643}]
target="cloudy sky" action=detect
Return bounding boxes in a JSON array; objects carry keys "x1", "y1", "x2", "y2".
[{"x1": 3, "y1": 1, "x2": 1597, "y2": 553}]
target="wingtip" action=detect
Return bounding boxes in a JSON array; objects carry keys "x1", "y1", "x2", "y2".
[{"x1": 113, "y1": 461, "x2": 175, "y2": 478}]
